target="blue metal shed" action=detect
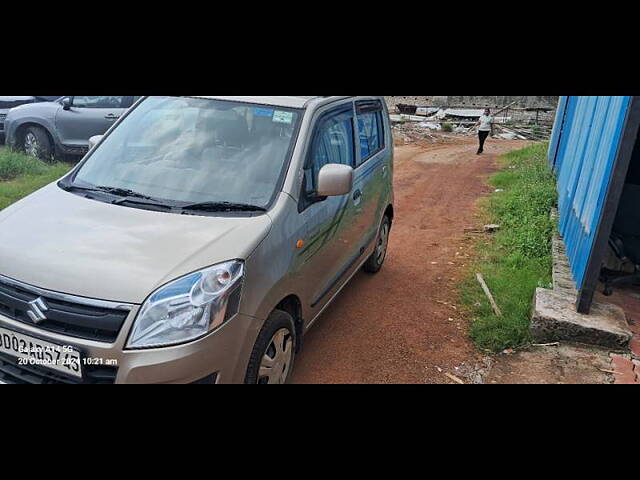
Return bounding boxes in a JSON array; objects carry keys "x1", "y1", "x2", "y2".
[{"x1": 550, "y1": 96, "x2": 640, "y2": 313}]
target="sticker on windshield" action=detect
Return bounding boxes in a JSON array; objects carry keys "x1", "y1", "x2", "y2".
[
  {"x1": 273, "y1": 110, "x2": 293, "y2": 124},
  {"x1": 254, "y1": 107, "x2": 274, "y2": 117}
]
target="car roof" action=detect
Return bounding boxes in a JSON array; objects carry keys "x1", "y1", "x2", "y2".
[{"x1": 190, "y1": 96, "x2": 351, "y2": 109}]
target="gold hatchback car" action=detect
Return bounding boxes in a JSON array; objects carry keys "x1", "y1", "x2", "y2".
[{"x1": 0, "y1": 96, "x2": 394, "y2": 384}]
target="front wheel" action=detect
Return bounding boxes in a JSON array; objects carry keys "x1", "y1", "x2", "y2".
[
  {"x1": 363, "y1": 215, "x2": 391, "y2": 274},
  {"x1": 23, "y1": 126, "x2": 53, "y2": 161},
  {"x1": 245, "y1": 310, "x2": 296, "y2": 384}
]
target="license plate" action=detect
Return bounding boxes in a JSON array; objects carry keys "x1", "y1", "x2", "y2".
[{"x1": 0, "y1": 327, "x2": 83, "y2": 379}]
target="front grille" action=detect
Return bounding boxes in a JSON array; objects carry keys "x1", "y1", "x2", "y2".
[
  {"x1": 0, "y1": 279, "x2": 130, "y2": 343},
  {"x1": 0, "y1": 352, "x2": 117, "y2": 384}
]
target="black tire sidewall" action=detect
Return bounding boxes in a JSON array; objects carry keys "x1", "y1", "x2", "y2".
[
  {"x1": 364, "y1": 215, "x2": 391, "y2": 274},
  {"x1": 244, "y1": 309, "x2": 297, "y2": 384}
]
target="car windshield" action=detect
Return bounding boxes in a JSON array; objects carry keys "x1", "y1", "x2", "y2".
[{"x1": 70, "y1": 96, "x2": 302, "y2": 209}]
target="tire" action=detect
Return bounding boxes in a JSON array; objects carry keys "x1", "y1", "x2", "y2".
[
  {"x1": 22, "y1": 126, "x2": 53, "y2": 161},
  {"x1": 245, "y1": 310, "x2": 297, "y2": 384},
  {"x1": 363, "y1": 215, "x2": 391, "y2": 274}
]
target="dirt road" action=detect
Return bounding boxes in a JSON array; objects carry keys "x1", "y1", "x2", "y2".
[{"x1": 291, "y1": 135, "x2": 527, "y2": 384}]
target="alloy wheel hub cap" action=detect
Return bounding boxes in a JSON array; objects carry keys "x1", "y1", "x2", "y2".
[
  {"x1": 25, "y1": 133, "x2": 39, "y2": 156},
  {"x1": 258, "y1": 328, "x2": 293, "y2": 384}
]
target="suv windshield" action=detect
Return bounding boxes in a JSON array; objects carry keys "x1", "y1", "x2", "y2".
[{"x1": 69, "y1": 96, "x2": 302, "y2": 210}]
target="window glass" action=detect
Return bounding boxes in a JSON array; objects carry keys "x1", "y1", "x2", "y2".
[
  {"x1": 306, "y1": 108, "x2": 354, "y2": 193},
  {"x1": 357, "y1": 110, "x2": 384, "y2": 162},
  {"x1": 72, "y1": 96, "x2": 301, "y2": 208},
  {"x1": 72, "y1": 96, "x2": 126, "y2": 108}
]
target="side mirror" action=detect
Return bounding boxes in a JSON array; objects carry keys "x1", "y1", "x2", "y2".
[
  {"x1": 88, "y1": 135, "x2": 103, "y2": 150},
  {"x1": 317, "y1": 164, "x2": 354, "y2": 197},
  {"x1": 62, "y1": 97, "x2": 72, "y2": 110}
]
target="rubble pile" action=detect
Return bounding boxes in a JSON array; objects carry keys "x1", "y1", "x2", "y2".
[
  {"x1": 392, "y1": 121, "x2": 456, "y2": 145},
  {"x1": 390, "y1": 104, "x2": 555, "y2": 143}
]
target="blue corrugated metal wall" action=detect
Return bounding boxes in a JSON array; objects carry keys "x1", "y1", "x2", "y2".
[
  {"x1": 551, "y1": 96, "x2": 631, "y2": 290},
  {"x1": 548, "y1": 96, "x2": 568, "y2": 168}
]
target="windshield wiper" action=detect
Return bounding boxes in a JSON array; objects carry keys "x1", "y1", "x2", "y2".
[
  {"x1": 181, "y1": 201, "x2": 267, "y2": 212},
  {"x1": 62, "y1": 183, "x2": 154, "y2": 200},
  {"x1": 61, "y1": 183, "x2": 174, "y2": 210},
  {"x1": 94, "y1": 186, "x2": 156, "y2": 200},
  {"x1": 111, "y1": 197, "x2": 174, "y2": 210}
]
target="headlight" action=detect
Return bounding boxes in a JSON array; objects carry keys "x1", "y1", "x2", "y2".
[{"x1": 127, "y1": 260, "x2": 244, "y2": 349}]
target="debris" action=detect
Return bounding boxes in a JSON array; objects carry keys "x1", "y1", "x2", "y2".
[
  {"x1": 476, "y1": 273, "x2": 503, "y2": 317},
  {"x1": 598, "y1": 368, "x2": 617, "y2": 374},
  {"x1": 532, "y1": 342, "x2": 560, "y2": 347},
  {"x1": 416, "y1": 106, "x2": 440, "y2": 117},
  {"x1": 494, "y1": 188, "x2": 504, "y2": 193},
  {"x1": 418, "y1": 122, "x2": 441, "y2": 130},
  {"x1": 444, "y1": 372, "x2": 465, "y2": 384},
  {"x1": 484, "y1": 224, "x2": 501, "y2": 233},
  {"x1": 502, "y1": 348, "x2": 515, "y2": 355}
]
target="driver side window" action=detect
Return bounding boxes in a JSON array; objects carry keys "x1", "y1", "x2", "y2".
[
  {"x1": 306, "y1": 107, "x2": 355, "y2": 192},
  {"x1": 299, "y1": 104, "x2": 355, "y2": 211},
  {"x1": 72, "y1": 96, "x2": 126, "y2": 108}
]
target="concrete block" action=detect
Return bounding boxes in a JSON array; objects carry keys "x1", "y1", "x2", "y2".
[{"x1": 531, "y1": 288, "x2": 632, "y2": 349}]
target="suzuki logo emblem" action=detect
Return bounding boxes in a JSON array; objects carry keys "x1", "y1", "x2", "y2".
[{"x1": 27, "y1": 297, "x2": 49, "y2": 324}]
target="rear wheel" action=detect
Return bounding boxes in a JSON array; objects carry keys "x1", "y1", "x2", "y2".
[
  {"x1": 364, "y1": 215, "x2": 391, "y2": 274},
  {"x1": 245, "y1": 310, "x2": 296, "y2": 384},
  {"x1": 23, "y1": 126, "x2": 53, "y2": 161}
]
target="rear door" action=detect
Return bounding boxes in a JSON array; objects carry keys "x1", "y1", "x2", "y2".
[
  {"x1": 351, "y1": 99, "x2": 389, "y2": 248},
  {"x1": 54, "y1": 96, "x2": 134, "y2": 148}
]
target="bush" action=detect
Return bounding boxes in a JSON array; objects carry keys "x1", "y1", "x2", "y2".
[
  {"x1": 441, "y1": 122, "x2": 453, "y2": 132},
  {"x1": 0, "y1": 147, "x2": 72, "y2": 210},
  {"x1": 0, "y1": 148, "x2": 50, "y2": 181}
]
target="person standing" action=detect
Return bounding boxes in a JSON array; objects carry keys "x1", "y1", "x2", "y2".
[{"x1": 475, "y1": 108, "x2": 494, "y2": 154}]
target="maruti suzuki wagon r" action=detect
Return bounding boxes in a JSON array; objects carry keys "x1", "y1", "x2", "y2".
[{"x1": 0, "y1": 96, "x2": 394, "y2": 384}]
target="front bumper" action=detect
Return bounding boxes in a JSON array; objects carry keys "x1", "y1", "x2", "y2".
[{"x1": 0, "y1": 307, "x2": 259, "y2": 384}]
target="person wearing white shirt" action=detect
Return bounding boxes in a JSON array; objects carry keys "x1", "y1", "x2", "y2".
[{"x1": 475, "y1": 108, "x2": 494, "y2": 154}]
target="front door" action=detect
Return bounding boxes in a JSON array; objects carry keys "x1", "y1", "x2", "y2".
[
  {"x1": 298, "y1": 102, "x2": 360, "y2": 318},
  {"x1": 55, "y1": 96, "x2": 133, "y2": 148}
]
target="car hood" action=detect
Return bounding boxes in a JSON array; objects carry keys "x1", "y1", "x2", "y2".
[{"x1": 0, "y1": 183, "x2": 273, "y2": 304}]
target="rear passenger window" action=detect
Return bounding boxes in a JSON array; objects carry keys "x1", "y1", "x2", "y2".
[
  {"x1": 305, "y1": 106, "x2": 355, "y2": 195},
  {"x1": 356, "y1": 101, "x2": 385, "y2": 164}
]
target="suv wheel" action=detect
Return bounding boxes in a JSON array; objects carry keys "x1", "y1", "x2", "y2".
[
  {"x1": 23, "y1": 126, "x2": 53, "y2": 161},
  {"x1": 245, "y1": 310, "x2": 296, "y2": 384},
  {"x1": 363, "y1": 215, "x2": 391, "y2": 274}
]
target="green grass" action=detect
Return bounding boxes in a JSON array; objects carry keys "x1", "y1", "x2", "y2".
[
  {"x1": 460, "y1": 143, "x2": 557, "y2": 352},
  {"x1": 0, "y1": 147, "x2": 72, "y2": 210}
]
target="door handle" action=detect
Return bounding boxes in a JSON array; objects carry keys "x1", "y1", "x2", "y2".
[
  {"x1": 104, "y1": 114, "x2": 120, "y2": 120},
  {"x1": 382, "y1": 165, "x2": 388, "y2": 178},
  {"x1": 353, "y1": 189, "x2": 362, "y2": 206}
]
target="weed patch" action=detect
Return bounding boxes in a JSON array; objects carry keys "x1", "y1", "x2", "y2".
[{"x1": 460, "y1": 143, "x2": 557, "y2": 352}]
